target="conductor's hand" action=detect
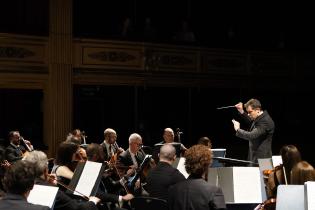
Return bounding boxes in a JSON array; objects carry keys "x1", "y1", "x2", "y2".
[
  {"x1": 232, "y1": 119, "x2": 240, "y2": 131},
  {"x1": 235, "y1": 102, "x2": 244, "y2": 114}
]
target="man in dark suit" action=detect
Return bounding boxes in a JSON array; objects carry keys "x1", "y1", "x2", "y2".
[
  {"x1": 232, "y1": 98, "x2": 275, "y2": 164},
  {"x1": 4, "y1": 131, "x2": 25, "y2": 163},
  {"x1": 168, "y1": 145, "x2": 226, "y2": 210},
  {"x1": 5, "y1": 130, "x2": 33, "y2": 163},
  {"x1": 0, "y1": 160, "x2": 50, "y2": 210},
  {"x1": 100, "y1": 128, "x2": 124, "y2": 161},
  {"x1": 145, "y1": 144, "x2": 185, "y2": 200},
  {"x1": 117, "y1": 133, "x2": 145, "y2": 177}
]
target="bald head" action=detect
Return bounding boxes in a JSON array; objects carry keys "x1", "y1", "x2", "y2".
[
  {"x1": 163, "y1": 128, "x2": 174, "y2": 143},
  {"x1": 159, "y1": 144, "x2": 176, "y2": 162}
]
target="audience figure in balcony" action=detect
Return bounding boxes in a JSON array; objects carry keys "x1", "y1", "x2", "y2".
[
  {"x1": 119, "y1": 17, "x2": 136, "y2": 40},
  {"x1": 173, "y1": 20, "x2": 196, "y2": 43},
  {"x1": 142, "y1": 17, "x2": 157, "y2": 42}
]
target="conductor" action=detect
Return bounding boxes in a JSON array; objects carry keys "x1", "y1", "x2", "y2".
[{"x1": 231, "y1": 98, "x2": 275, "y2": 164}]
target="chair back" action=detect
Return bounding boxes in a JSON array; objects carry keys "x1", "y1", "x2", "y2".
[{"x1": 131, "y1": 196, "x2": 168, "y2": 210}]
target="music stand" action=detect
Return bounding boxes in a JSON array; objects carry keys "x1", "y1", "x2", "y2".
[
  {"x1": 212, "y1": 157, "x2": 258, "y2": 167},
  {"x1": 153, "y1": 142, "x2": 182, "y2": 163},
  {"x1": 211, "y1": 148, "x2": 226, "y2": 167}
]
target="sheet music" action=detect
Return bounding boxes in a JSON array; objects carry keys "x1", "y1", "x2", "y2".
[
  {"x1": 305, "y1": 181, "x2": 315, "y2": 210},
  {"x1": 276, "y1": 185, "x2": 304, "y2": 210},
  {"x1": 74, "y1": 161, "x2": 102, "y2": 197},
  {"x1": 27, "y1": 184, "x2": 59, "y2": 208},
  {"x1": 258, "y1": 158, "x2": 273, "y2": 172},
  {"x1": 176, "y1": 157, "x2": 189, "y2": 178},
  {"x1": 271, "y1": 155, "x2": 282, "y2": 167},
  {"x1": 233, "y1": 167, "x2": 262, "y2": 203}
]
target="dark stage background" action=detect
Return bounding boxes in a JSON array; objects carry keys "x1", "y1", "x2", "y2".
[{"x1": 0, "y1": 1, "x2": 314, "y2": 165}]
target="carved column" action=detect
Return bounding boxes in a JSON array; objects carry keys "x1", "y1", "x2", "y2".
[{"x1": 46, "y1": 0, "x2": 73, "y2": 157}]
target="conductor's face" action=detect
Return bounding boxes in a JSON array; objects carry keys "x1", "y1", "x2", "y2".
[{"x1": 246, "y1": 106, "x2": 260, "y2": 120}]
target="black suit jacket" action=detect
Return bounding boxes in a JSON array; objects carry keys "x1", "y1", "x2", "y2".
[
  {"x1": 236, "y1": 110, "x2": 275, "y2": 163},
  {"x1": 116, "y1": 149, "x2": 145, "y2": 176},
  {"x1": 145, "y1": 161, "x2": 186, "y2": 200},
  {"x1": 0, "y1": 193, "x2": 50, "y2": 210},
  {"x1": 5, "y1": 144, "x2": 25, "y2": 163},
  {"x1": 168, "y1": 176, "x2": 226, "y2": 210},
  {"x1": 100, "y1": 142, "x2": 120, "y2": 161}
]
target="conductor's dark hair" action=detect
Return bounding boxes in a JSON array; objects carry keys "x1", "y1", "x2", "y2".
[{"x1": 244, "y1": 98, "x2": 262, "y2": 110}]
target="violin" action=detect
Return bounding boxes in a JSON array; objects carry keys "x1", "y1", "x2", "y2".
[
  {"x1": 69, "y1": 149, "x2": 87, "y2": 171},
  {"x1": 264, "y1": 164, "x2": 286, "y2": 195}
]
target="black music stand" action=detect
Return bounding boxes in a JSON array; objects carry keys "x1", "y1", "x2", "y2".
[
  {"x1": 67, "y1": 161, "x2": 106, "y2": 197},
  {"x1": 211, "y1": 149, "x2": 226, "y2": 167},
  {"x1": 212, "y1": 157, "x2": 258, "y2": 167}
]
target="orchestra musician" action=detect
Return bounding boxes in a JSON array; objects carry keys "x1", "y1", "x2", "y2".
[
  {"x1": 0, "y1": 160, "x2": 50, "y2": 210},
  {"x1": 144, "y1": 144, "x2": 185, "y2": 200},
  {"x1": 66, "y1": 130, "x2": 87, "y2": 161},
  {"x1": 156, "y1": 128, "x2": 187, "y2": 154},
  {"x1": 23, "y1": 150, "x2": 101, "y2": 210},
  {"x1": 101, "y1": 128, "x2": 124, "y2": 162},
  {"x1": 51, "y1": 142, "x2": 84, "y2": 191},
  {"x1": 257, "y1": 145, "x2": 302, "y2": 210},
  {"x1": 168, "y1": 145, "x2": 226, "y2": 210},
  {"x1": 116, "y1": 133, "x2": 145, "y2": 194},
  {"x1": 86, "y1": 143, "x2": 134, "y2": 208},
  {"x1": 5, "y1": 130, "x2": 33, "y2": 163}
]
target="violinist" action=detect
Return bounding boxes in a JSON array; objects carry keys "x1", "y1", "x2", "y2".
[
  {"x1": 86, "y1": 143, "x2": 134, "y2": 208},
  {"x1": 66, "y1": 130, "x2": 87, "y2": 161},
  {"x1": 264, "y1": 145, "x2": 301, "y2": 198},
  {"x1": 101, "y1": 128, "x2": 124, "y2": 162},
  {"x1": 51, "y1": 142, "x2": 83, "y2": 191},
  {"x1": 5, "y1": 130, "x2": 33, "y2": 163},
  {"x1": 116, "y1": 133, "x2": 145, "y2": 194},
  {"x1": 257, "y1": 145, "x2": 302, "y2": 210},
  {"x1": 23, "y1": 150, "x2": 101, "y2": 210}
]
